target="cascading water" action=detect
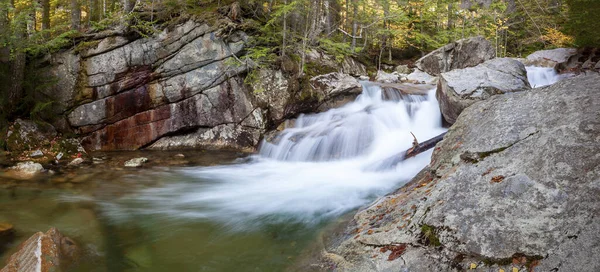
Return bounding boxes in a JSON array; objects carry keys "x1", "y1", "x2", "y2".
[
  {"x1": 526, "y1": 66, "x2": 563, "y2": 88},
  {"x1": 100, "y1": 83, "x2": 446, "y2": 227},
  {"x1": 96, "y1": 67, "x2": 563, "y2": 228}
]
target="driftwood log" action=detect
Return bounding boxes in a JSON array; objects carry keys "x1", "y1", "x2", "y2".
[{"x1": 365, "y1": 132, "x2": 447, "y2": 171}]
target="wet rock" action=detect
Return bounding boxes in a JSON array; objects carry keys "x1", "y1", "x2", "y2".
[
  {"x1": 8, "y1": 162, "x2": 44, "y2": 179},
  {"x1": 174, "y1": 154, "x2": 185, "y2": 158},
  {"x1": 415, "y1": 36, "x2": 495, "y2": 76},
  {"x1": 5, "y1": 119, "x2": 57, "y2": 152},
  {"x1": 147, "y1": 124, "x2": 261, "y2": 152},
  {"x1": 1, "y1": 228, "x2": 79, "y2": 272},
  {"x1": 437, "y1": 58, "x2": 530, "y2": 124},
  {"x1": 375, "y1": 70, "x2": 400, "y2": 83},
  {"x1": 124, "y1": 157, "x2": 148, "y2": 167},
  {"x1": 321, "y1": 74, "x2": 600, "y2": 271},
  {"x1": 68, "y1": 158, "x2": 84, "y2": 166},
  {"x1": 523, "y1": 48, "x2": 578, "y2": 70},
  {"x1": 30, "y1": 150, "x2": 43, "y2": 158}
]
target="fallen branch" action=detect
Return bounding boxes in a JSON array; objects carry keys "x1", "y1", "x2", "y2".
[
  {"x1": 404, "y1": 132, "x2": 446, "y2": 160},
  {"x1": 364, "y1": 132, "x2": 447, "y2": 171}
]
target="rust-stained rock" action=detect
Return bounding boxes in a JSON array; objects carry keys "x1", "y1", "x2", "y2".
[{"x1": 1, "y1": 228, "x2": 79, "y2": 272}]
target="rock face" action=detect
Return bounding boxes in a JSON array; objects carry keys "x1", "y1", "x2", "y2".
[
  {"x1": 319, "y1": 74, "x2": 600, "y2": 271},
  {"x1": 35, "y1": 19, "x2": 368, "y2": 152},
  {"x1": 40, "y1": 20, "x2": 265, "y2": 152},
  {"x1": 415, "y1": 36, "x2": 495, "y2": 76},
  {"x1": 1, "y1": 228, "x2": 79, "y2": 272},
  {"x1": 437, "y1": 58, "x2": 530, "y2": 124}
]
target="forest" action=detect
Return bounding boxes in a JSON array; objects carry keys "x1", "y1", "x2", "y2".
[{"x1": 0, "y1": 0, "x2": 598, "y2": 120}]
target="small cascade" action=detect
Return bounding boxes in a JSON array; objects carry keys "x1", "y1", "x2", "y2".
[
  {"x1": 259, "y1": 82, "x2": 440, "y2": 162},
  {"x1": 526, "y1": 66, "x2": 562, "y2": 87}
]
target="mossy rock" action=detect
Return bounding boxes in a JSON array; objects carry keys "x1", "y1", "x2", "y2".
[{"x1": 6, "y1": 119, "x2": 57, "y2": 152}]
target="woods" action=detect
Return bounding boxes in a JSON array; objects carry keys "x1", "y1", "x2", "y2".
[{"x1": 0, "y1": 0, "x2": 597, "y2": 121}]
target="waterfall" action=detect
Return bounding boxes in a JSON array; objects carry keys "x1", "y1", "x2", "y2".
[
  {"x1": 101, "y1": 67, "x2": 564, "y2": 227},
  {"x1": 526, "y1": 66, "x2": 562, "y2": 88}
]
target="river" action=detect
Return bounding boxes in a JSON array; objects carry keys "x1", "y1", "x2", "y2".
[{"x1": 0, "y1": 67, "x2": 561, "y2": 271}]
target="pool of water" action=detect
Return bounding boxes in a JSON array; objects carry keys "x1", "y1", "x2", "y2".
[{"x1": 0, "y1": 150, "x2": 350, "y2": 271}]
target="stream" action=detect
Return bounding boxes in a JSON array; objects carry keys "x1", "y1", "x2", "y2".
[{"x1": 0, "y1": 68, "x2": 561, "y2": 271}]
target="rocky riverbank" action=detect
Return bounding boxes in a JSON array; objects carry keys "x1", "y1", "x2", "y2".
[{"x1": 301, "y1": 45, "x2": 600, "y2": 271}]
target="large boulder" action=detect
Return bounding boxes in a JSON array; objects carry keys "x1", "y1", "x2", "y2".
[
  {"x1": 319, "y1": 74, "x2": 600, "y2": 271},
  {"x1": 375, "y1": 70, "x2": 400, "y2": 83},
  {"x1": 309, "y1": 72, "x2": 363, "y2": 111},
  {"x1": 415, "y1": 36, "x2": 495, "y2": 76},
  {"x1": 523, "y1": 48, "x2": 578, "y2": 70},
  {"x1": 436, "y1": 58, "x2": 530, "y2": 124},
  {"x1": 1, "y1": 228, "x2": 79, "y2": 272},
  {"x1": 305, "y1": 49, "x2": 367, "y2": 77}
]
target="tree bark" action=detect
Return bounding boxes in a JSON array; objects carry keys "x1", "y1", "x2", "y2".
[
  {"x1": 404, "y1": 132, "x2": 447, "y2": 160},
  {"x1": 70, "y1": 0, "x2": 81, "y2": 30},
  {"x1": 350, "y1": 0, "x2": 358, "y2": 50},
  {"x1": 41, "y1": 0, "x2": 50, "y2": 30}
]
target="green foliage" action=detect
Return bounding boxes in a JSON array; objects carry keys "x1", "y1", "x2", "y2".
[
  {"x1": 318, "y1": 38, "x2": 357, "y2": 62},
  {"x1": 564, "y1": 0, "x2": 600, "y2": 47},
  {"x1": 26, "y1": 30, "x2": 80, "y2": 57}
]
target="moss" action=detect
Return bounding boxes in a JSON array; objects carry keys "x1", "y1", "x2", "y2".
[
  {"x1": 74, "y1": 40, "x2": 101, "y2": 54},
  {"x1": 420, "y1": 224, "x2": 441, "y2": 247}
]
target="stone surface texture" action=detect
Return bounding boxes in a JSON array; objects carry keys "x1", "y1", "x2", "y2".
[
  {"x1": 415, "y1": 36, "x2": 495, "y2": 76},
  {"x1": 436, "y1": 58, "x2": 530, "y2": 124},
  {"x1": 317, "y1": 74, "x2": 600, "y2": 272}
]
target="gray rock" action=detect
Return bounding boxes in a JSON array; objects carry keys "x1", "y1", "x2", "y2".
[
  {"x1": 415, "y1": 36, "x2": 495, "y2": 76},
  {"x1": 310, "y1": 72, "x2": 363, "y2": 97},
  {"x1": 68, "y1": 158, "x2": 84, "y2": 166},
  {"x1": 405, "y1": 69, "x2": 437, "y2": 84},
  {"x1": 320, "y1": 74, "x2": 600, "y2": 271},
  {"x1": 374, "y1": 70, "x2": 399, "y2": 83},
  {"x1": 124, "y1": 157, "x2": 148, "y2": 167},
  {"x1": 8, "y1": 162, "x2": 44, "y2": 179},
  {"x1": 251, "y1": 68, "x2": 291, "y2": 122},
  {"x1": 30, "y1": 150, "x2": 44, "y2": 158},
  {"x1": 394, "y1": 64, "x2": 412, "y2": 74},
  {"x1": 523, "y1": 48, "x2": 578, "y2": 69},
  {"x1": 147, "y1": 124, "x2": 262, "y2": 152},
  {"x1": 305, "y1": 49, "x2": 367, "y2": 76},
  {"x1": 437, "y1": 58, "x2": 530, "y2": 124}
]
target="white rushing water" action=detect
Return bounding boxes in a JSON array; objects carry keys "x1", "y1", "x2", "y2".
[
  {"x1": 106, "y1": 83, "x2": 446, "y2": 226},
  {"x1": 526, "y1": 66, "x2": 562, "y2": 88},
  {"x1": 99, "y1": 67, "x2": 562, "y2": 227}
]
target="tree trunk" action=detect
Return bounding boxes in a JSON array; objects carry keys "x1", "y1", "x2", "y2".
[
  {"x1": 350, "y1": 0, "x2": 358, "y2": 51},
  {"x1": 281, "y1": 0, "x2": 287, "y2": 57},
  {"x1": 41, "y1": 0, "x2": 50, "y2": 30},
  {"x1": 7, "y1": 1, "x2": 26, "y2": 116},
  {"x1": 71, "y1": 0, "x2": 81, "y2": 30},
  {"x1": 123, "y1": 0, "x2": 134, "y2": 13}
]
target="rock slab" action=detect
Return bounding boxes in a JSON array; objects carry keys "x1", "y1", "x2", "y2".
[
  {"x1": 436, "y1": 58, "x2": 530, "y2": 124},
  {"x1": 1, "y1": 228, "x2": 79, "y2": 272}
]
